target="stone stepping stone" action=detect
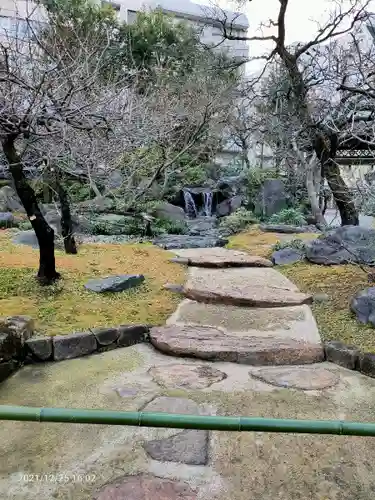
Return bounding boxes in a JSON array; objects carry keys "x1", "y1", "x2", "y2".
[
  {"x1": 249, "y1": 365, "x2": 340, "y2": 390},
  {"x1": 141, "y1": 396, "x2": 209, "y2": 466},
  {"x1": 171, "y1": 247, "x2": 272, "y2": 268},
  {"x1": 94, "y1": 475, "x2": 197, "y2": 499},
  {"x1": 183, "y1": 267, "x2": 312, "y2": 307},
  {"x1": 144, "y1": 429, "x2": 208, "y2": 465},
  {"x1": 149, "y1": 363, "x2": 226, "y2": 389},
  {"x1": 150, "y1": 325, "x2": 324, "y2": 366},
  {"x1": 167, "y1": 301, "x2": 320, "y2": 345}
]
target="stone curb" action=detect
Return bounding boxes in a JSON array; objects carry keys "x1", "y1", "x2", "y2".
[
  {"x1": 0, "y1": 324, "x2": 150, "y2": 384},
  {"x1": 323, "y1": 340, "x2": 375, "y2": 378}
]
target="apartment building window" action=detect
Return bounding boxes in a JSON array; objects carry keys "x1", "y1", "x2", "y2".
[
  {"x1": 0, "y1": 16, "x2": 34, "y2": 41},
  {"x1": 127, "y1": 10, "x2": 137, "y2": 24}
]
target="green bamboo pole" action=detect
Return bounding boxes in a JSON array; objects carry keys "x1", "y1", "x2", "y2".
[{"x1": 1, "y1": 405, "x2": 375, "y2": 436}]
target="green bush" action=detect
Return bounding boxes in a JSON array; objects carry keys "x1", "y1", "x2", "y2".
[
  {"x1": 272, "y1": 238, "x2": 307, "y2": 252},
  {"x1": 219, "y1": 208, "x2": 258, "y2": 235},
  {"x1": 152, "y1": 218, "x2": 188, "y2": 235},
  {"x1": 268, "y1": 208, "x2": 307, "y2": 226},
  {"x1": 17, "y1": 219, "x2": 32, "y2": 231},
  {"x1": 67, "y1": 182, "x2": 93, "y2": 202}
]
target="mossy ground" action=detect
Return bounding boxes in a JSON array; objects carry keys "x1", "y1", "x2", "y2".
[
  {"x1": 229, "y1": 226, "x2": 375, "y2": 352},
  {"x1": 0, "y1": 232, "x2": 185, "y2": 335}
]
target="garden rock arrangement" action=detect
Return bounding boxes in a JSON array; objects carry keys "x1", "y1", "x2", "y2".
[
  {"x1": 0, "y1": 320, "x2": 149, "y2": 379},
  {"x1": 153, "y1": 234, "x2": 228, "y2": 250},
  {"x1": 305, "y1": 225, "x2": 375, "y2": 265}
]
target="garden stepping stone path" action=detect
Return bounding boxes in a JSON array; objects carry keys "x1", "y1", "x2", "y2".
[
  {"x1": 170, "y1": 247, "x2": 273, "y2": 268},
  {"x1": 182, "y1": 267, "x2": 313, "y2": 307},
  {"x1": 6, "y1": 245, "x2": 375, "y2": 500}
]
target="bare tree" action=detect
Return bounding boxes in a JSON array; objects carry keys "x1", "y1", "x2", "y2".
[{"x1": 214, "y1": 0, "x2": 374, "y2": 225}]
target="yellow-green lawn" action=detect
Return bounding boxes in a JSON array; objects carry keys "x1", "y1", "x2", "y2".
[
  {"x1": 0, "y1": 231, "x2": 185, "y2": 335},
  {"x1": 229, "y1": 226, "x2": 375, "y2": 352}
]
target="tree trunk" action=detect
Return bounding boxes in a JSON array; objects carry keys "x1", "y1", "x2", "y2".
[
  {"x1": 314, "y1": 134, "x2": 358, "y2": 226},
  {"x1": 2, "y1": 136, "x2": 60, "y2": 284},
  {"x1": 55, "y1": 171, "x2": 77, "y2": 255},
  {"x1": 305, "y1": 157, "x2": 326, "y2": 226}
]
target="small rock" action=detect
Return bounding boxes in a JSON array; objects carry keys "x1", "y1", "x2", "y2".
[
  {"x1": 272, "y1": 248, "x2": 305, "y2": 265},
  {"x1": 144, "y1": 429, "x2": 208, "y2": 465},
  {"x1": 25, "y1": 337, "x2": 53, "y2": 361},
  {"x1": 359, "y1": 352, "x2": 375, "y2": 378},
  {"x1": 164, "y1": 283, "x2": 184, "y2": 293},
  {"x1": 53, "y1": 331, "x2": 97, "y2": 361},
  {"x1": 90, "y1": 327, "x2": 120, "y2": 346},
  {"x1": 0, "y1": 316, "x2": 34, "y2": 361},
  {"x1": 149, "y1": 363, "x2": 226, "y2": 389},
  {"x1": 171, "y1": 248, "x2": 273, "y2": 268},
  {"x1": 115, "y1": 387, "x2": 139, "y2": 398},
  {"x1": 84, "y1": 275, "x2": 145, "y2": 293},
  {"x1": 0, "y1": 360, "x2": 18, "y2": 382},
  {"x1": 116, "y1": 325, "x2": 148, "y2": 347},
  {"x1": 249, "y1": 365, "x2": 339, "y2": 390},
  {"x1": 350, "y1": 287, "x2": 375, "y2": 326},
  {"x1": 313, "y1": 293, "x2": 330, "y2": 304},
  {"x1": 94, "y1": 476, "x2": 197, "y2": 500},
  {"x1": 324, "y1": 341, "x2": 360, "y2": 370}
]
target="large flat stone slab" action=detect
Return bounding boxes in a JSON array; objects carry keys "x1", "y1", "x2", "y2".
[
  {"x1": 183, "y1": 267, "x2": 312, "y2": 307},
  {"x1": 167, "y1": 300, "x2": 321, "y2": 344},
  {"x1": 171, "y1": 247, "x2": 272, "y2": 268},
  {"x1": 249, "y1": 365, "x2": 340, "y2": 390},
  {"x1": 150, "y1": 325, "x2": 324, "y2": 365}
]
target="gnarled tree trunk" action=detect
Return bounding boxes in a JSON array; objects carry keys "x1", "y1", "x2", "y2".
[
  {"x1": 2, "y1": 136, "x2": 60, "y2": 284},
  {"x1": 315, "y1": 134, "x2": 358, "y2": 226},
  {"x1": 54, "y1": 169, "x2": 77, "y2": 255}
]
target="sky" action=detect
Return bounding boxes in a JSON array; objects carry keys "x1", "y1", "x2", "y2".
[{"x1": 193, "y1": 0, "x2": 375, "y2": 71}]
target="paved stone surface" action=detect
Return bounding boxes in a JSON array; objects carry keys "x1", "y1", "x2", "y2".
[
  {"x1": 171, "y1": 247, "x2": 272, "y2": 268},
  {"x1": 249, "y1": 365, "x2": 340, "y2": 390},
  {"x1": 149, "y1": 363, "x2": 226, "y2": 389},
  {"x1": 3, "y1": 344, "x2": 375, "y2": 499},
  {"x1": 183, "y1": 267, "x2": 312, "y2": 307},
  {"x1": 150, "y1": 325, "x2": 324, "y2": 365},
  {"x1": 142, "y1": 396, "x2": 201, "y2": 415},
  {"x1": 94, "y1": 476, "x2": 197, "y2": 500},
  {"x1": 167, "y1": 300, "x2": 321, "y2": 344},
  {"x1": 144, "y1": 430, "x2": 208, "y2": 465}
]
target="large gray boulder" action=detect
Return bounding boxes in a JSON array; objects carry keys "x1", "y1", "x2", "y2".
[
  {"x1": 305, "y1": 226, "x2": 375, "y2": 266},
  {"x1": 94, "y1": 214, "x2": 134, "y2": 235},
  {"x1": 255, "y1": 179, "x2": 287, "y2": 217},
  {"x1": 75, "y1": 196, "x2": 115, "y2": 213},
  {"x1": 151, "y1": 202, "x2": 186, "y2": 222},
  {"x1": 272, "y1": 248, "x2": 305, "y2": 265},
  {"x1": 0, "y1": 186, "x2": 24, "y2": 212},
  {"x1": 84, "y1": 274, "x2": 145, "y2": 293},
  {"x1": 12, "y1": 230, "x2": 64, "y2": 249},
  {"x1": 350, "y1": 288, "x2": 375, "y2": 326},
  {"x1": 153, "y1": 235, "x2": 228, "y2": 250}
]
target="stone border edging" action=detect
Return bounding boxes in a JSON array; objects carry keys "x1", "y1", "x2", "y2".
[
  {"x1": 324, "y1": 340, "x2": 375, "y2": 378},
  {"x1": 0, "y1": 324, "x2": 150, "y2": 384}
]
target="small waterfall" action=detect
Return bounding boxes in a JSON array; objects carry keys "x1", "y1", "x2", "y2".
[
  {"x1": 183, "y1": 190, "x2": 197, "y2": 218},
  {"x1": 203, "y1": 191, "x2": 213, "y2": 217}
]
